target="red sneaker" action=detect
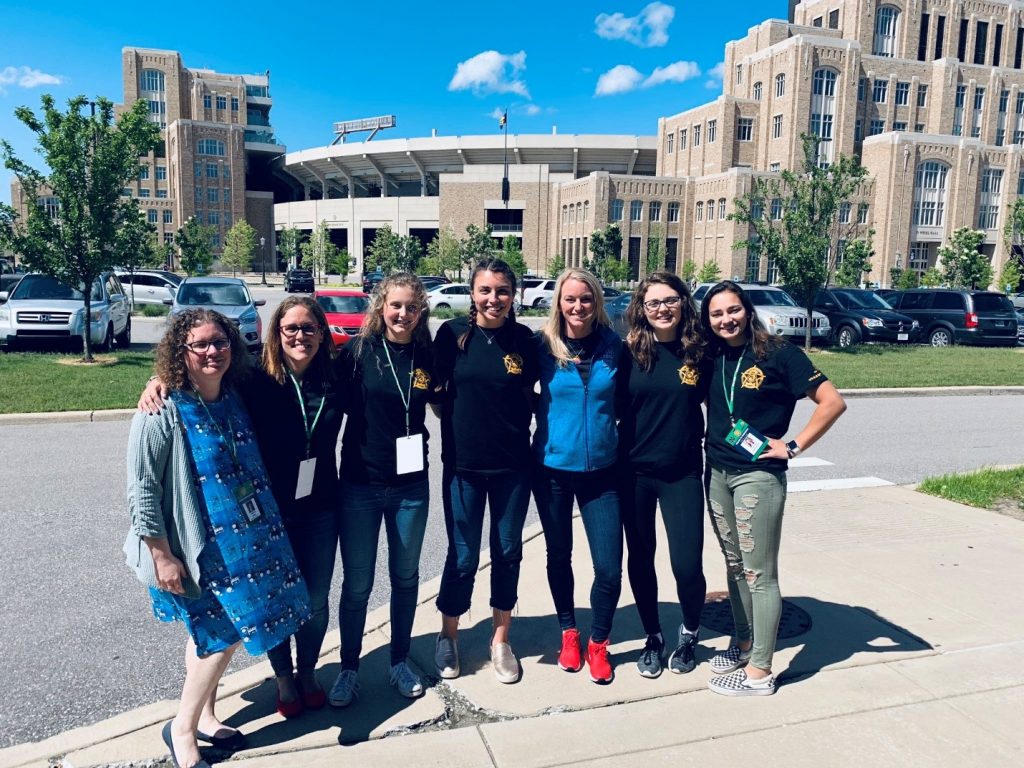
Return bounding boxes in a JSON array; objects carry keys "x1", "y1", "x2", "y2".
[
  {"x1": 558, "y1": 628, "x2": 583, "y2": 672},
  {"x1": 586, "y1": 638, "x2": 613, "y2": 684}
]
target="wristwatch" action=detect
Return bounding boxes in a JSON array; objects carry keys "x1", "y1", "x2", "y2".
[{"x1": 786, "y1": 440, "x2": 801, "y2": 459}]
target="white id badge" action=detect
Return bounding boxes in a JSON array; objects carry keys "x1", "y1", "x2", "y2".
[
  {"x1": 295, "y1": 457, "x2": 317, "y2": 499},
  {"x1": 395, "y1": 434, "x2": 425, "y2": 474}
]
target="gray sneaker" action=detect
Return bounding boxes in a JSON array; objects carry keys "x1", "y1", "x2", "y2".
[
  {"x1": 389, "y1": 661, "x2": 424, "y2": 698},
  {"x1": 636, "y1": 635, "x2": 664, "y2": 678},
  {"x1": 490, "y1": 641, "x2": 521, "y2": 684},
  {"x1": 435, "y1": 634, "x2": 460, "y2": 679},
  {"x1": 668, "y1": 628, "x2": 699, "y2": 674},
  {"x1": 709, "y1": 643, "x2": 752, "y2": 674},
  {"x1": 328, "y1": 668, "x2": 359, "y2": 708}
]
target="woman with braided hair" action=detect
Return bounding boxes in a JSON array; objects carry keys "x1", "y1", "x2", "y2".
[{"x1": 432, "y1": 258, "x2": 538, "y2": 684}]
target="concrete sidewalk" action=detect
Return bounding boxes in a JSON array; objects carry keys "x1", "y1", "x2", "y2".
[{"x1": 4, "y1": 484, "x2": 1023, "y2": 767}]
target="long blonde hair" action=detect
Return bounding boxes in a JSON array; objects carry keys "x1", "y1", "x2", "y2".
[
  {"x1": 353, "y1": 272, "x2": 432, "y2": 356},
  {"x1": 540, "y1": 268, "x2": 610, "y2": 366}
]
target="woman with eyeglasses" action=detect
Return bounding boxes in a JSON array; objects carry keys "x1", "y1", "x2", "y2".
[
  {"x1": 126, "y1": 309, "x2": 311, "y2": 768},
  {"x1": 617, "y1": 272, "x2": 710, "y2": 680},
  {"x1": 139, "y1": 296, "x2": 345, "y2": 721},
  {"x1": 533, "y1": 268, "x2": 624, "y2": 685},
  {"x1": 701, "y1": 281, "x2": 845, "y2": 697},
  {"x1": 327, "y1": 273, "x2": 438, "y2": 708}
]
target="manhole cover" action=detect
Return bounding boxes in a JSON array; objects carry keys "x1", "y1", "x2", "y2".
[{"x1": 700, "y1": 591, "x2": 812, "y2": 639}]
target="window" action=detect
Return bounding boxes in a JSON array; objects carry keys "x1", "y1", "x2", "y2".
[
  {"x1": 706, "y1": 200, "x2": 715, "y2": 221},
  {"x1": 223, "y1": 189, "x2": 231, "y2": 204},
  {"x1": 194, "y1": 162, "x2": 202, "y2": 178},
  {"x1": 873, "y1": 5, "x2": 900, "y2": 57},
  {"x1": 857, "y1": 203, "x2": 869, "y2": 224},
  {"x1": 122, "y1": 188, "x2": 131, "y2": 197},
  {"x1": 140, "y1": 69, "x2": 165, "y2": 92},
  {"x1": 630, "y1": 200, "x2": 643, "y2": 221},
  {"x1": 858, "y1": 77, "x2": 866, "y2": 101},
  {"x1": 155, "y1": 165, "x2": 167, "y2": 180},
  {"x1": 707, "y1": 120, "x2": 717, "y2": 143},
  {"x1": 718, "y1": 198, "x2": 726, "y2": 219},
  {"x1": 231, "y1": 97, "x2": 239, "y2": 111},
  {"x1": 693, "y1": 124, "x2": 701, "y2": 147},
  {"x1": 38, "y1": 196, "x2": 60, "y2": 219},
  {"x1": 163, "y1": 210, "x2": 173, "y2": 224},
  {"x1": 695, "y1": 201, "x2": 703, "y2": 222},
  {"x1": 958, "y1": 18, "x2": 969, "y2": 61},
  {"x1": 164, "y1": 232, "x2": 174, "y2": 245},
  {"x1": 869, "y1": 119, "x2": 885, "y2": 136},
  {"x1": 769, "y1": 162, "x2": 780, "y2": 172},
  {"x1": 995, "y1": 24, "x2": 1004, "y2": 66},
  {"x1": 737, "y1": 117, "x2": 753, "y2": 141},
  {"x1": 666, "y1": 132, "x2": 674, "y2": 154},
  {"x1": 873, "y1": 79, "x2": 888, "y2": 103},
  {"x1": 679, "y1": 128, "x2": 687, "y2": 149},
  {"x1": 895, "y1": 81, "x2": 910, "y2": 106},
  {"x1": 813, "y1": 16, "x2": 823, "y2": 28},
  {"x1": 1018, "y1": 170, "x2": 1024, "y2": 196},
  {"x1": 775, "y1": 73, "x2": 785, "y2": 97},
  {"x1": 975, "y1": 21, "x2": 989, "y2": 65},
  {"x1": 766, "y1": 256, "x2": 779, "y2": 284},
  {"x1": 1017, "y1": 27, "x2": 1024, "y2": 69},
  {"x1": 753, "y1": 81, "x2": 762, "y2": 101},
  {"x1": 197, "y1": 139, "x2": 226, "y2": 156},
  {"x1": 894, "y1": 121, "x2": 907, "y2": 131},
  {"x1": 917, "y1": 83, "x2": 928, "y2": 107},
  {"x1": 855, "y1": 119, "x2": 863, "y2": 141},
  {"x1": 208, "y1": 211, "x2": 219, "y2": 226},
  {"x1": 208, "y1": 188, "x2": 219, "y2": 203},
  {"x1": 913, "y1": 161, "x2": 949, "y2": 227},
  {"x1": 138, "y1": 188, "x2": 150, "y2": 198},
  {"x1": 934, "y1": 15, "x2": 946, "y2": 60},
  {"x1": 224, "y1": 213, "x2": 232, "y2": 228},
  {"x1": 839, "y1": 201, "x2": 851, "y2": 223},
  {"x1": 649, "y1": 201, "x2": 662, "y2": 222},
  {"x1": 751, "y1": 200, "x2": 763, "y2": 219},
  {"x1": 915, "y1": 123, "x2": 925, "y2": 132},
  {"x1": 156, "y1": 189, "x2": 168, "y2": 199},
  {"x1": 611, "y1": 199, "x2": 624, "y2": 221},
  {"x1": 195, "y1": 187, "x2": 203, "y2": 202},
  {"x1": 216, "y1": 95, "x2": 227, "y2": 110},
  {"x1": 971, "y1": 86, "x2": 985, "y2": 137},
  {"x1": 978, "y1": 168, "x2": 1003, "y2": 229},
  {"x1": 770, "y1": 198, "x2": 782, "y2": 220},
  {"x1": 667, "y1": 202, "x2": 680, "y2": 223},
  {"x1": 918, "y1": 13, "x2": 930, "y2": 61},
  {"x1": 206, "y1": 163, "x2": 218, "y2": 179},
  {"x1": 974, "y1": 87, "x2": 985, "y2": 110},
  {"x1": 953, "y1": 84, "x2": 966, "y2": 135},
  {"x1": 745, "y1": 242, "x2": 761, "y2": 282},
  {"x1": 810, "y1": 69, "x2": 837, "y2": 166},
  {"x1": 772, "y1": 114, "x2": 783, "y2": 139},
  {"x1": 147, "y1": 209, "x2": 158, "y2": 223},
  {"x1": 138, "y1": 165, "x2": 150, "y2": 180},
  {"x1": 735, "y1": 63, "x2": 743, "y2": 84},
  {"x1": 203, "y1": 94, "x2": 212, "y2": 109}
]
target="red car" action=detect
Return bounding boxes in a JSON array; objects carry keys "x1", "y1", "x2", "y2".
[{"x1": 315, "y1": 288, "x2": 370, "y2": 346}]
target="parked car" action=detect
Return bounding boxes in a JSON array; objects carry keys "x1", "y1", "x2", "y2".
[
  {"x1": 1015, "y1": 306, "x2": 1024, "y2": 345},
  {"x1": 535, "y1": 284, "x2": 623, "y2": 312},
  {"x1": 284, "y1": 268, "x2": 314, "y2": 293},
  {"x1": 116, "y1": 269, "x2": 181, "y2": 307},
  {"x1": 427, "y1": 283, "x2": 473, "y2": 310},
  {"x1": 0, "y1": 273, "x2": 23, "y2": 295},
  {"x1": 362, "y1": 270, "x2": 385, "y2": 294},
  {"x1": 883, "y1": 289, "x2": 1018, "y2": 347},
  {"x1": 692, "y1": 282, "x2": 831, "y2": 343},
  {"x1": 799, "y1": 287, "x2": 920, "y2": 347},
  {"x1": 417, "y1": 275, "x2": 448, "y2": 290},
  {"x1": 1011, "y1": 291, "x2": 1024, "y2": 309},
  {"x1": 0, "y1": 271, "x2": 131, "y2": 351},
  {"x1": 605, "y1": 293, "x2": 632, "y2": 337},
  {"x1": 522, "y1": 278, "x2": 557, "y2": 308},
  {"x1": 315, "y1": 288, "x2": 369, "y2": 346},
  {"x1": 166, "y1": 276, "x2": 265, "y2": 353}
]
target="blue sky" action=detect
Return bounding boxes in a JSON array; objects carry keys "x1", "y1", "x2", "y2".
[{"x1": 0, "y1": 1, "x2": 788, "y2": 204}]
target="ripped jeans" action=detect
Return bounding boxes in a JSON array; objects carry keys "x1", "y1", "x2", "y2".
[{"x1": 706, "y1": 466, "x2": 786, "y2": 672}]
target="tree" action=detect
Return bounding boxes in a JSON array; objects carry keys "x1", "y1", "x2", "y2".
[
  {"x1": 461, "y1": 223, "x2": 495, "y2": 278},
  {"x1": 998, "y1": 256, "x2": 1022, "y2": 293},
  {"x1": 302, "y1": 220, "x2": 342, "y2": 283},
  {"x1": 221, "y1": 219, "x2": 257, "y2": 277},
  {"x1": 645, "y1": 224, "x2": 664, "y2": 275},
  {"x1": 329, "y1": 248, "x2": 353, "y2": 278},
  {"x1": 0, "y1": 94, "x2": 160, "y2": 360},
  {"x1": 423, "y1": 224, "x2": 461, "y2": 278},
  {"x1": 156, "y1": 241, "x2": 176, "y2": 271},
  {"x1": 277, "y1": 225, "x2": 302, "y2": 271},
  {"x1": 587, "y1": 224, "x2": 627, "y2": 284},
  {"x1": 176, "y1": 216, "x2": 216, "y2": 277},
  {"x1": 367, "y1": 225, "x2": 422, "y2": 275},
  {"x1": 680, "y1": 258, "x2": 697, "y2": 285},
  {"x1": 920, "y1": 267, "x2": 943, "y2": 287},
  {"x1": 114, "y1": 201, "x2": 159, "y2": 306},
  {"x1": 501, "y1": 235, "x2": 528, "y2": 280},
  {"x1": 833, "y1": 235, "x2": 874, "y2": 288},
  {"x1": 547, "y1": 252, "x2": 566, "y2": 278},
  {"x1": 939, "y1": 227, "x2": 992, "y2": 289},
  {"x1": 698, "y1": 260, "x2": 722, "y2": 282},
  {"x1": 731, "y1": 133, "x2": 871, "y2": 348},
  {"x1": 889, "y1": 266, "x2": 920, "y2": 290}
]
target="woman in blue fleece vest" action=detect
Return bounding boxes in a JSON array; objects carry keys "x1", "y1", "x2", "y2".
[{"x1": 533, "y1": 267, "x2": 623, "y2": 685}]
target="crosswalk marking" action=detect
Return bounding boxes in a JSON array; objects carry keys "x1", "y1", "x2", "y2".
[
  {"x1": 788, "y1": 456, "x2": 833, "y2": 468},
  {"x1": 788, "y1": 477, "x2": 894, "y2": 493}
]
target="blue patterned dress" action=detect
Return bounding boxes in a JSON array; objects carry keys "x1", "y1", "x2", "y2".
[{"x1": 149, "y1": 389, "x2": 312, "y2": 656}]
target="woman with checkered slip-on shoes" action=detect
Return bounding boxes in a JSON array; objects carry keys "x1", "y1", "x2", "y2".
[{"x1": 701, "y1": 282, "x2": 846, "y2": 696}]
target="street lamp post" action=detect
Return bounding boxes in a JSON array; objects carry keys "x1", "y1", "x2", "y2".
[{"x1": 259, "y1": 236, "x2": 267, "y2": 286}]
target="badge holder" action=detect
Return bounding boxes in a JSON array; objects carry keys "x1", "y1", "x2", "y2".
[{"x1": 725, "y1": 418, "x2": 769, "y2": 461}]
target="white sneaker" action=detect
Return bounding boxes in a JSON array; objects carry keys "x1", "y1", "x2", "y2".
[
  {"x1": 389, "y1": 661, "x2": 424, "y2": 698},
  {"x1": 434, "y1": 634, "x2": 460, "y2": 679},
  {"x1": 328, "y1": 668, "x2": 359, "y2": 708}
]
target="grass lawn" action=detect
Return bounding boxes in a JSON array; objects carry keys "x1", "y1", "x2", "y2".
[
  {"x1": 919, "y1": 467, "x2": 1024, "y2": 514},
  {"x1": 806, "y1": 344, "x2": 1024, "y2": 389}
]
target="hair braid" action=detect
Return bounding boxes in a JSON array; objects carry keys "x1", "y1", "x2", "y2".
[{"x1": 458, "y1": 303, "x2": 478, "y2": 351}]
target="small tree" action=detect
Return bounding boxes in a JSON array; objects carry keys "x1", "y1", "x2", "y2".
[
  {"x1": 114, "y1": 201, "x2": 159, "y2": 306},
  {"x1": 833, "y1": 235, "x2": 874, "y2": 288},
  {"x1": 0, "y1": 94, "x2": 160, "y2": 360},
  {"x1": 501, "y1": 235, "x2": 528, "y2": 280},
  {"x1": 423, "y1": 224, "x2": 461, "y2": 278},
  {"x1": 329, "y1": 247, "x2": 353, "y2": 278},
  {"x1": 645, "y1": 223, "x2": 664, "y2": 275},
  {"x1": 587, "y1": 224, "x2": 627, "y2": 284},
  {"x1": 680, "y1": 258, "x2": 697, "y2": 285},
  {"x1": 891, "y1": 266, "x2": 920, "y2": 289},
  {"x1": 277, "y1": 225, "x2": 302, "y2": 271},
  {"x1": 221, "y1": 220, "x2": 257, "y2": 277},
  {"x1": 461, "y1": 223, "x2": 495, "y2": 278},
  {"x1": 156, "y1": 241, "x2": 176, "y2": 271},
  {"x1": 302, "y1": 220, "x2": 341, "y2": 283},
  {"x1": 547, "y1": 252, "x2": 566, "y2": 278},
  {"x1": 939, "y1": 227, "x2": 992, "y2": 289},
  {"x1": 176, "y1": 216, "x2": 216, "y2": 276},
  {"x1": 698, "y1": 260, "x2": 722, "y2": 282},
  {"x1": 998, "y1": 257, "x2": 1022, "y2": 293},
  {"x1": 920, "y1": 267, "x2": 943, "y2": 287}
]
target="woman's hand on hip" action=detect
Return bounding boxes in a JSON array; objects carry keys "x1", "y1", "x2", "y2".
[{"x1": 757, "y1": 438, "x2": 791, "y2": 461}]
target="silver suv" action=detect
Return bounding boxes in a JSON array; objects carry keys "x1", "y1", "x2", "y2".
[
  {"x1": 0, "y1": 272, "x2": 131, "y2": 351},
  {"x1": 692, "y1": 282, "x2": 831, "y2": 342},
  {"x1": 166, "y1": 276, "x2": 265, "y2": 353}
]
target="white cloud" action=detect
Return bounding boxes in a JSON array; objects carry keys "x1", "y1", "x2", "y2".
[
  {"x1": 0, "y1": 65, "x2": 63, "y2": 94},
  {"x1": 595, "y1": 64, "x2": 644, "y2": 96},
  {"x1": 595, "y1": 2, "x2": 675, "y2": 47},
  {"x1": 449, "y1": 51, "x2": 529, "y2": 98},
  {"x1": 705, "y1": 61, "x2": 725, "y2": 89},
  {"x1": 524, "y1": 104, "x2": 542, "y2": 116},
  {"x1": 643, "y1": 60, "x2": 700, "y2": 87},
  {"x1": 488, "y1": 103, "x2": 545, "y2": 120}
]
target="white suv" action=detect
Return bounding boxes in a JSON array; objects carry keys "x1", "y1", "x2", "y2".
[
  {"x1": 692, "y1": 282, "x2": 830, "y2": 342},
  {"x1": 521, "y1": 278, "x2": 557, "y2": 308}
]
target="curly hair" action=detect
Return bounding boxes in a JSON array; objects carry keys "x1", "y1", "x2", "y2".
[
  {"x1": 262, "y1": 295, "x2": 337, "y2": 384},
  {"x1": 626, "y1": 271, "x2": 704, "y2": 372},
  {"x1": 353, "y1": 272, "x2": 432, "y2": 356},
  {"x1": 699, "y1": 280, "x2": 783, "y2": 361},
  {"x1": 458, "y1": 258, "x2": 518, "y2": 351},
  {"x1": 154, "y1": 309, "x2": 249, "y2": 392},
  {"x1": 540, "y1": 268, "x2": 610, "y2": 367}
]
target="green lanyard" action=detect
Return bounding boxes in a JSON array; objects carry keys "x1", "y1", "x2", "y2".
[
  {"x1": 194, "y1": 391, "x2": 241, "y2": 470},
  {"x1": 288, "y1": 372, "x2": 326, "y2": 459},
  {"x1": 381, "y1": 340, "x2": 415, "y2": 436},
  {"x1": 721, "y1": 348, "x2": 747, "y2": 427}
]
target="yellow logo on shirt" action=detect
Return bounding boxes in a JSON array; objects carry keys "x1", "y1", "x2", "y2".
[
  {"x1": 412, "y1": 369, "x2": 431, "y2": 390},
  {"x1": 504, "y1": 353, "x2": 524, "y2": 375},
  {"x1": 678, "y1": 364, "x2": 699, "y2": 387},
  {"x1": 741, "y1": 365, "x2": 765, "y2": 390}
]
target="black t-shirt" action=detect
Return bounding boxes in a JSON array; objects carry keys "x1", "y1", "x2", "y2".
[
  {"x1": 563, "y1": 332, "x2": 602, "y2": 385},
  {"x1": 706, "y1": 342, "x2": 828, "y2": 472},
  {"x1": 617, "y1": 341, "x2": 710, "y2": 477},
  {"x1": 434, "y1": 316, "x2": 539, "y2": 473},
  {"x1": 337, "y1": 335, "x2": 437, "y2": 485},
  {"x1": 238, "y1": 365, "x2": 344, "y2": 520}
]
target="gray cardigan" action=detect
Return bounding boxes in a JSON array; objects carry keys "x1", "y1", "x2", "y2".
[{"x1": 124, "y1": 398, "x2": 206, "y2": 599}]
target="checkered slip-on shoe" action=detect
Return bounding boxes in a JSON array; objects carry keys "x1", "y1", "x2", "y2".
[
  {"x1": 707, "y1": 669, "x2": 776, "y2": 697},
  {"x1": 709, "y1": 644, "x2": 752, "y2": 674}
]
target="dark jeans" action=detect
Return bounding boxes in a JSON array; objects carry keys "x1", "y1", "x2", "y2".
[
  {"x1": 267, "y1": 506, "x2": 338, "y2": 677},
  {"x1": 337, "y1": 478, "x2": 429, "y2": 668},
  {"x1": 620, "y1": 463, "x2": 706, "y2": 637},
  {"x1": 436, "y1": 467, "x2": 531, "y2": 617},
  {"x1": 533, "y1": 465, "x2": 622, "y2": 643}
]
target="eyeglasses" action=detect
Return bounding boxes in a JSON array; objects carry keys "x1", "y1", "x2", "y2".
[
  {"x1": 643, "y1": 296, "x2": 683, "y2": 311},
  {"x1": 183, "y1": 338, "x2": 231, "y2": 353},
  {"x1": 280, "y1": 323, "x2": 320, "y2": 337}
]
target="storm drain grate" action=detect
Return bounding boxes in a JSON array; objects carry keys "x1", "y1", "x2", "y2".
[{"x1": 700, "y1": 591, "x2": 812, "y2": 640}]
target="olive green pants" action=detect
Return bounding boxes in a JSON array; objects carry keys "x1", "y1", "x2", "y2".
[{"x1": 706, "y1": 466, "x2": 786, "y2": 671}]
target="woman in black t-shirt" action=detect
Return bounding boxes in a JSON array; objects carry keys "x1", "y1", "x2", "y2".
[
  {"x1": 433, "y1": 258, "x2": 538, "y2": 685},
  {"x1": 328, "y1": 273, "x2": 437, "y2": 708},
  {"x1": 701, "y1": 281, "x2": 846, "y2": 697},
  {"x1": 617, "y1": 271, "x2": 710, "y2": 681}
]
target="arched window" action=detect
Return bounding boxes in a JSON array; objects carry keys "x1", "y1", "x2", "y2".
[
  {"x1": 775, "y1": 73, "x2": 786, "y2": 98},
  {"x1": 873, "y1": 5, "x2": 900, "y2": 57},
  {"x1": 576, "y1": 202, "x2": 583, "y2": 223},
  {"x1": 707, "y1": 199, "x2": 716, "y2": 221},
  {"x1": 583, "y1": 200, "x2": 589, "y2": 221},
  {"x1": 569, "y1": 205, "x2": 576, "y2": 224},
  {"x1": 753, "y1": 81, "x2": 762, "y2": 101},
  {"x1": 562, "y1": 205, "x2": 568, "y2": 224},
  {"x1": 197, "y1": 138, "x2": 226, "y2": 156},
  {"x1": 810, "y1": 68, "x2": 838, "y2": 167},
  {"x1": 718, "y1": 198, "x2": 726, "y2": 219},
  {"x1": 696, "y1": 201, "x2": 704, "y2": 222},
  {"x1": 913, "y1": 161, "x2": 949, "y2": 227}
]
